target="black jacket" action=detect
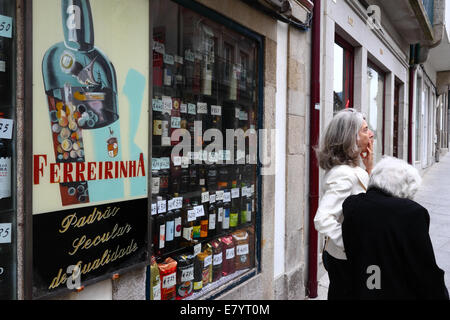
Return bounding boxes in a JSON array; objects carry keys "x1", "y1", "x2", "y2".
[{"x1": 342, "y1": 187, "x2": 449, "y2": 300}]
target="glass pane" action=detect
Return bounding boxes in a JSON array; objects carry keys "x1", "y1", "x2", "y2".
[
  {"x1": 333, "y1": 42, "x2": 352, "y2": 113},
  {"x1": 333, "y1": 43, "x2": 344, "y2": 113},
  {"x1": 366, "y1": 65, "x2": 384, "y2": 163},
  {"x1": 150, "y1": 0, "x2": 259, "y2": 300}
]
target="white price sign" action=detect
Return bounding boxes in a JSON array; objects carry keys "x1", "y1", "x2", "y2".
[
  {"x1": 0, "y1": 223, "x2": 11, "y2": 244},
  {"x1": 197, "y1": 102, "x2": 208, "y2": 114},
  {"x1": 171, "y1": 117, "x2": 181, "y2": 129},
  {"x1": 162, "y1": 273, "x2": 176, "y2": 289},
  {"x1": 201, "y1": 192, "x2": 210, "y2": 203},
  {"x1": 194, "y1": 205, "x2": 205, "y2": 217},
  {"x1": 193, "y1": 243, "x2": 202, "y2": 257},
  {"x1": 157, "y1": 200, "x2": 166, "y2": 214},
  {"x1": 211, "y1": 105, "x2": 222, "y2": 116},
  {"x1": 187, "y1": 209, "x2": 196, "y2": 222},
  {"x1": 167, "y1": 199, "x2": 175, "y2": 211},
  {"x1": 151, "y1": 203, "x2": 157, "y2": 216},
  {"x1": 215, "y1": 190, "x2": 224, "y2": 201},
  {"x1": 173, "y1": 197, "x2": 183, "y2": 209},
  {"x1": 0, "y1": 118, "x2": 13, "y2": 140},
  {"x1": 0, "y1": 15, "x2": 13, "y2": 39}
]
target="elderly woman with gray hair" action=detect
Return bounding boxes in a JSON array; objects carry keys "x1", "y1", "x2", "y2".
[
  {"x1": 314, "y1": 108, "x2": 374, "y2": 300},
  {"x1": 342, "y1": 156, "x2": 449, "y2": 300}
]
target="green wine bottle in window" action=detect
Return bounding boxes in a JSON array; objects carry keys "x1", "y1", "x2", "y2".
[{"x1": 42, "y1": 0, "x2": 119, "y2": 206}]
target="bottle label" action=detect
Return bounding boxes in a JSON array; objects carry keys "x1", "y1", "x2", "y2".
[
  {"x1": 200, "y1": 220, "x2": 208, "y2": 237},
  {"x1": 240, "y1": 210, "x2": 247, "y2": 224},
  {"x1": 151, "y1": 177, "x2": 160, "y2": 194},
  {"x1": 223, "y1": 208, "x2": 230, "y2": 229},
  {"x1": 174, "y1": 217, "x2": 182, "y2": 237},
  {"x1": 183, "y1": 226, "x2": 193, "y2": 241},
  {"x1": 153, "y1": 119, "x2": 162, "y2": 135},
  {"x1": 0, "y1": 157, "x2": 11, "y2": 199},
  {"x1": 152, "y1": 283, "x2": 161, "y2": 300},
  {"x1": 166, "y1": 220, "x2": 174, "y2": 242},
  {"x1": 194, "y1": 281, "x2": 203, "y2": 291},
  {"x1": 192, "y1": 225, "x2": 201, "y2": 239},
  {"x1": 208, "y1": 213, "x2": 216, "y2": 230},
  {"x1": 217, "y1": 207, "x2": 223, "y2": 222},
  {"x1": 230, "y1": 213, "x2": 238, "y2": 227},
  {"x1": 246, "y1": 203, "x2": 252, "y2": 222},
  {"x1": 159, "y1": 224, "x2": 165, "y2": 249}
]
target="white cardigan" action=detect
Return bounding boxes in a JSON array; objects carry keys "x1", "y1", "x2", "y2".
[{"x1": 314, "y1": 164, "x2": 369, "y2": 260}]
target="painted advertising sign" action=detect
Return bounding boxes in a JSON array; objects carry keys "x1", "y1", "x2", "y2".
[{"x1": 32, "y1": 0, "x2": 149, "y2": 297}]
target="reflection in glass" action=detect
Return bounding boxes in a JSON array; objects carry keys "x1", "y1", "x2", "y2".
[
  {"x1": 333, "y1": 42, "x2": 353, "y2": 114},
  {"x1": 366, "y1": 65, "x2": 384, "y2": 163}
]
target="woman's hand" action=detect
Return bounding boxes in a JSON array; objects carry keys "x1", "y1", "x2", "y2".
[{"x1": 361, "y1": 138, "x2": 374, "y2": 174}]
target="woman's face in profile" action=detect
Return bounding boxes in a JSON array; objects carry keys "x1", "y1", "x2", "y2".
[{"x1": 358, "y1": 120, "x2": 374, "y2": 152}]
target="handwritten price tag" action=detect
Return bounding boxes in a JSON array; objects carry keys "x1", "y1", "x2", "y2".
[
  {"x1": 167, "y1": 199, "x2": 175, "y2": 211},
  {"x1": 0, "y1": 15, "x2": 13, "y2": 39},
  {"x1": 193, "y1": 243, "x2": 201, "y2": 257},
  {"x1": 157, "y1": 200, "x2": 166, "y2": 214},
  {"x1": 201, "y1": 191, "x2": 210, "y2": 203},
  {"x1": 171, "y1": 117, "x2": 181, "y2": 129},
  {"x1": 197, "y1": 102, "x2": 208, "y2": 114},
  {"x1": 173, "y1": 197, "x2": 183, "y2": 209},
  {"x1": 211, "y1": 105, "x2": 222, "y2": 116},
  {"x1": 0, "y1": 223, "x2": 11, "y2": 244},
  {"x1": 223, "y1": 192, "x2": 231, "y2": 203},
  {"x1": 187, "y1": 209, "x2": 196, "y2": 222},
  {"x1": 159, "y1": 157, "x2": 170, "y2": 170},
  {"x1": 216, "y1": 190, "x2": 224, "y2": 201},
  {"x1": 0, "y1": 118, "x2": 13, "y2": 140},
  {"x1": 194, "y1": 205, "x2": 205, "y2": 217}
]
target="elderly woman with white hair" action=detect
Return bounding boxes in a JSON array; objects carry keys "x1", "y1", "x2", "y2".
[
  {"x1": 342, "y1": 156, "x2": 449, "y2": 300},
  {"x1": 314, "y1": 108, "x2": 374, "y2": 300}
]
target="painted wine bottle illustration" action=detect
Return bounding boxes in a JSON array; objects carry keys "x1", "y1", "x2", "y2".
[{"x1": 42, "y1": 0, "x2": 119, "y2": 206}]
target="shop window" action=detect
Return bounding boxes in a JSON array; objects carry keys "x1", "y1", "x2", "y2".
[
  {"x1": 0, "y1": 0, "x2": 16, "y2": 300},
  {"x1": 149, "y1": 0, "x2": 261, "y2": 300},
  {"x1": 366, "y1": 62, "x2": 385, "y2": 163},
  {"x1": 333, "y1": 35, "x2": 354, "y2": 114}
]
